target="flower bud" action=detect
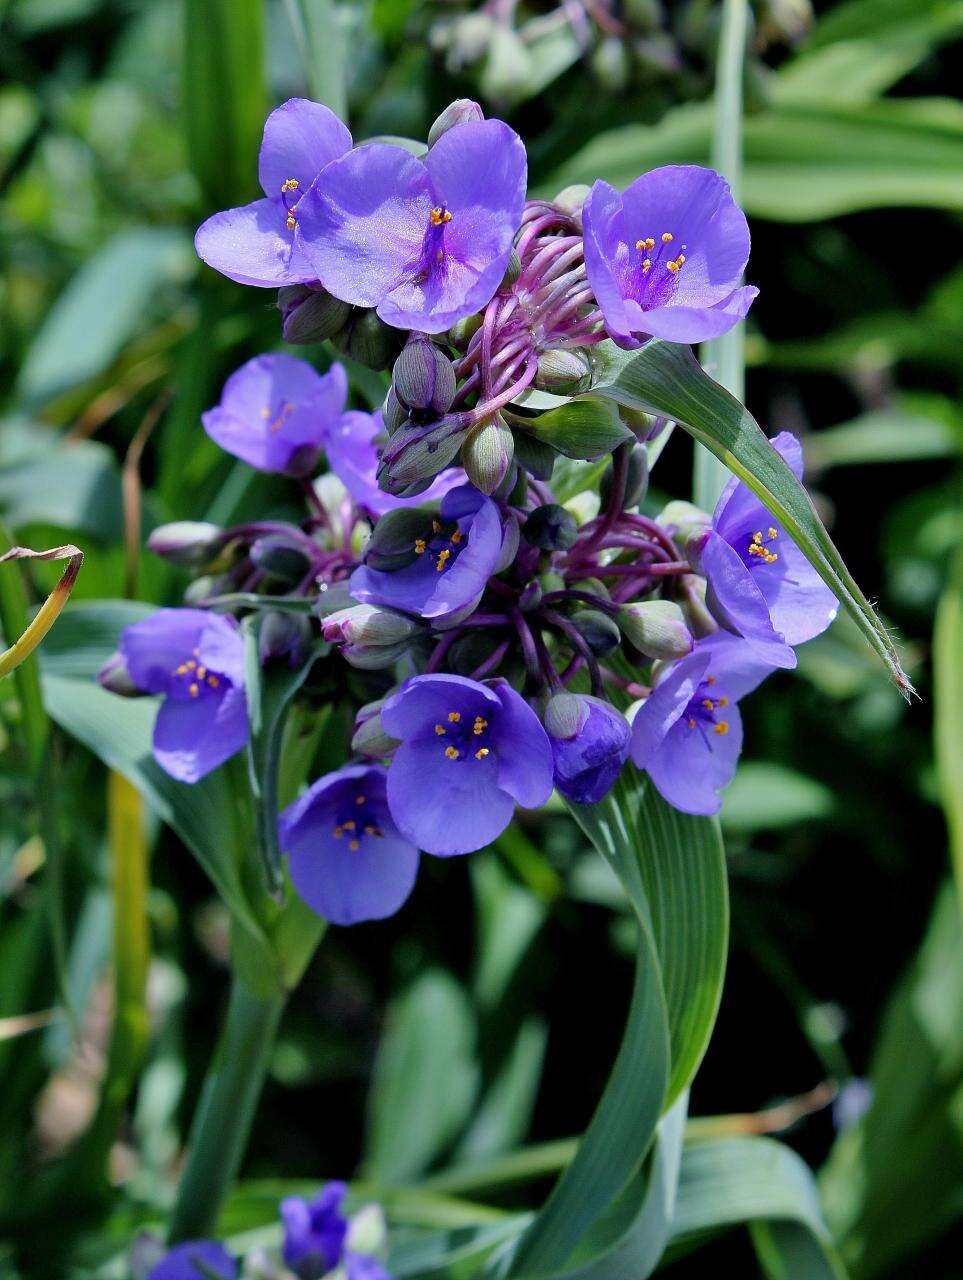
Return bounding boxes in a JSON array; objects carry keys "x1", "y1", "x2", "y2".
[
  {"x1": 182, "y1": 574, "x2": 220, "y2": 604},
  {"x1": 522, "y1": 503, "x2": 578, "y2": 551},
  {"x1": 259, "y1": 609, "x2": 311, "y2": 667},
  {"x1": 249, "y1": 534, "x2": 312, "y2": 585},
  {"x1": 352, "y1": 707, "x2": 401, "y2": 758},
  {"x1": 678, "y1": 573, "x2": 719, "y2": 638},
  {"x1": 346, "y1": 1204, "x2": 390, "y2": 1259},
  {"x1": 600, "y1": 444, "x2": 649, "y2": 510},
  {"x1": 332, "y1": 308, "x2": 404, "y2": 370},
  {"x1": 617, "y1": 600, "x2": 693, "y2": 658},
  {"x1": 534, "y1": 348, "x2": 594, "y2": 395},
  {"x1": 147, "y1": 521, "x2": 223, "y2": 567},
  {"x1": 571, "y1": 608, "x2": 621, "y2": 655},
  {"x1": 382, "y1": 385, "x2": 408, "y2": 434},
  {"x1": 500, "y1": 247, "x2": 522, "y2": 290},
  {"x1": 519, "y1": 580, "x2": 542, "y2": 612},
  {"x1": 322, "y1": 603, "x2": 419, "y2": 647},
  {"x1": 543, "y1": 691, "x2": 589, "y2": 739},
  {"x1": 494, "y1": 511, "x2": 521, "y2": 574},
  {"x1": 342, "y1": 637, "x2": 418, "y2": 670},
  {"x1": 461, "y1": 417, "x2": 514, "y2": 495},
  {"x1": 97, "y1": 651, "x2": 142, "y2": 697},
  {"x1": 427, "y1": 99, "x2": 485, "y2": 147},
  {"x1": 553, "y1": 184, "x2": 591, "y2": 228},
  {"x1": 277, "y1": 284, "x2": 352, "y2": 344},
  {"x1": 658, "y1": 499, "x2": 711, "y2": 546},
  {"x1": 592, "y1": 36, "x2": 630, "y2": 91},
  {"x1": 378, "y1": 418, "x2": 465, "y2": 492},
  {"x1": 446, "y1": 314, "x2": 482, "y2": 350},
  {"x1": 392, "y1": 338, "x2": 457, "y2": 415},
  {"x1": 363, "y1": 508, "x2": 431, "y2": 571}
]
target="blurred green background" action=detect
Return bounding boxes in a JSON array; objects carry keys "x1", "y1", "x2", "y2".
[{"x1": 1, "y1": 0, "x2": 962, "y2": 1276}]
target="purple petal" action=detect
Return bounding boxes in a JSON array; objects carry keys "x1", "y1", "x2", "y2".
[
  {"x1": 695, "y1": 630, "x2": 780, "y2": 702},
  {"x1": 582, "y1": 180, "x2": 637, "y2": 343},
  {"x1": 121, "y1": 608, "x2": 210, "y2": 694},
  {"x1": 630, "y1": 650, "x2": 710, "y2": 769},
  {"x1": 699, "y1": 530, "x2": 796, "y2": 669},
  {"x1": 258, "y1": 97, "x2": 352, "y2": 197},
  {"x1": 488, "y1": 680, "x2": 554, "y2": 808},
  {"x1": 196, "y1": 613, "x2": 246, "y2": 686},
  {"x1": 628, "y1": 285, "x2": 758, "y2": 344},
  {"x1": 645, "y1": 704, "x2": 744, "y2": 816},
  {"x1": 153, "y1": 683, "x2": 248, "y2": 782},
  {"x1": 346, "y1": 1254, "x2": 394, "y2": 1280},
  {"x1": 326, "y1": 410, "x2": 464, "y2": 516},
  {"x1": 297, "y1": 144, "x2": 431, "y2": 307},
  {"x1": 713, "y1": 431, "x2": 804, "y2": 537},
  {"x1": 550, "y1": 697, "x2": 631, "y2": 805},
  {"x1": 147, "y1": 1242, "x2": 236, "y2": 1280},
  {"x1": 195, "y1": 198, "x2": 313, "y2": 288},
  {"x1": 387, "y1": 738, "x2": 513, "y2": 856},
  {"x1": 380, "y1": 674, "x2": 501, "y2": 740}
]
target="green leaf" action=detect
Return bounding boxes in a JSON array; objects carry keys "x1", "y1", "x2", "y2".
[
  {"x1": 471, "y1": 855, "x2": 547, "y2": 1012},
  {"x1": 365, "y1": 971, "x2": 479, "y2": 1185},
  {"x1": 590, "y1": 339, "x2": 912, "y2": 695},
  {"x1": 721, "y1": 763, "x2": 835, "y2": 834},
  {"x1": 511, "y1": 399, "x2": 634, "y2": 462},
  {"x1": 934, "y1": 547, "x2": 963, "y2": 918},
  {"x1": 15, "y1": 229, "x2": 191, "y2": 408},
  {"x1": 806, "y1": 402, "x2": 962, "y2": 471},
  {"x1": 0, "y1": 423, "x2": 122, "y2": 540},
  {"x1": 456, "y1": 1018, "x2": 548, "y2": 1164},
  {"x1": 668, "y1": 1136, "x2": 847, "y2": 1279}
]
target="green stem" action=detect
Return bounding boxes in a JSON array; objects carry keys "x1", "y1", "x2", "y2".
[
  {"x1": 168, "y1": 977, "x2": 285, "y2": 1243},
  {"x1": 694, "y1": 0, "x2": 749, "y2": 510},
  {"x1": 283, "y1": 0, "x2": 347, "y2": 119}
]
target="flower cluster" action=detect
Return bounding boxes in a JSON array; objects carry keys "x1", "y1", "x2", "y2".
[
  {"x1": 137, "y1": 1182, "x2": 391, "y2": 1280},
  {"x1": 100, "y1": 95, "x2": 838, "y2": 929}
]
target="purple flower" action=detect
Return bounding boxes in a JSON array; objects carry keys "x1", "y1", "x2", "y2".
[
  {"x1": 546, "y1": 694, "x2": 631, "y2": 805},
  {"x1": 279, "y1": 765, "x2": 419, "y2": 925},
  {"x1": 692, "y1": 431, "x2": 839, "y2": 668},
  {"x1": 201, "y1": 354, "x2": 347, "y2": 476},
  {"x1": 296, "y1": 120, "x2": 527, "y2": 333},
  {"x1": 114, "y1": 609, "x2": 248, "y2": 783},
  {"x1": 146, "y1": 1242, "x2": 236, "y2": 1280},
  {"x1": 582, "y1": 165, "x2": 758, "y2": 345},
  {"x1": 195, "y1": 97, "x2": 351, "y2": 287},
  {"x1": 630, "y1": 632, "x2": 777, "y2": 815},
  {"x1": 281, "y1": 1181, "x2": 349, "y2": 1275},
  {"x1": 380, "y1": 675, "x2": 553, "y2": 856},
  {"x1": 326, "y1": 409, "x2": 464, "y2": 516},
  {"x1": 350, "y1": 484, "x2": 507, "y2": 628}
]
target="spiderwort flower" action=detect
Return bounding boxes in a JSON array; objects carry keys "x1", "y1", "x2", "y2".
[
  {"x1": 350, "y1": 483, "x2": 507, "y2": 628},
  {"x1": 380, "y1": 674, "x2": 553, "y2": 855},
  {"x1": 146, "y1": 1241, "x2": 236, "y2": 1280},
  {"x1": 195, "y1": 97, "x2": 351, "y2": 287},
  {"x1": 582, "y1": 165, "x2": 758, "y2": 345},
  {"x1": 326, "y1": 410, "x2": 463, "y2": 517},
  {"x1": 111, "y1": 609, "x2": 248, "y2": 783},
  {"x1": 690, "y1": 431, "x2": 839, "y2": 668},
  {"x1": 281, "y1": 1182, "x2": 392, "y2": 1280},
  {"x1": 630, "y1": 631, "x2": 777, "y2": 815},
  {"x1": 296, "y1": 119, "x2": 527, "y2": 333},
  {"x1": 201, "y1": 354, "x2": 347, "y2": 476},
  {"x1": 544, "y1": 692, "x2": 631, "y2": 804},
  {"x1": 278, "y1": 765, "x2": 419, "y2": 925}
]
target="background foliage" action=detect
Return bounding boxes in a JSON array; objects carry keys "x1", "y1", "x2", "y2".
[{"x1": 0, "y1": 0, "x2": 961, "y2": 1276}]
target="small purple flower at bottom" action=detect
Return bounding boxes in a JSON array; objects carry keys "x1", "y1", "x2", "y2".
[
  {"x1": 582, "y1": 165, "x2": 758, "y2": 345},
  {"x1": 326, "y1": 409, "x2": 464, "y2": 517},
  {"x1": 146, "y1": 1241, "x2": 236, "y2": 1280},
  {"x1": 113, "y1": 609, "x2": 248, "y2": 783},
  {"x1": 297, "y1": 118, "x2": 527, "y2": 333},
  {"x1": 281, "y1": 1183, "x2": 393, "y2": 1280},
  {"x1": 202, "y1": 354, "x2": 347, "y2": 476},
  {"x1": 691, "y1": 431, "x2": 839, "y2": 668},
  {"x1": 279, "y1": 764, "x2": 419, "y2": 925},
  {"x1": 195, "y1": 97, "x2": 351, "y2": 288},
  {"x1": 630, "y1": 632, "x2": 777, "y2": 815},
  {"x1": 545, "y1": 693, "x2": 631, "y2": 805},
  {"x1": 380, "y1": 674, "x2": 553, "y2": 856},
  {"x1": 350, "y1": 484, "x2": 507, "y2": 629}
]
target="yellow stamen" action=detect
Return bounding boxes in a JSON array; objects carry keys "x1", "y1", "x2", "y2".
[
  {"x1": 432, "y1": 519, "x2": 442, "y2": 533},
  {"x1": 175, "y1": 664, "x2": 189, "y2": 675},
  {"x1": 661, "y1": 232, "x2": 673, "y2": 243},
  {"x1": 343, "y1": 820, "x2": 355, "y2": 832},
  {"x1": 364, "y1": 825, "x2": 381, "y2": 837},
  {"x1": 445, "y1": 746, "x2": 460, "y2": 760},
  {"x1": 414, "y1": 539, "x2": 426, "y2": 554},
  {"x1": 448, "y1": 711, "x2": 462, "y2": 722},
  {"x1": 186, "y1": 659, "x2": 196, "y2": 670},
  {"x1": 430, "y1": 207, "x2": 452, "y2": 225},
  {"x1": 436, "y1": 548, "x2": 451, "y2": 571},
  {"x1": 355, "y1": 794, "x2": 365, "y2": 805},
  {"x1": 333, "y1": 825, "x2": 343, "y2": 838},
  {"x1": 207, "y1": 675, "x2": 219, "y2": 688},
  {"x1": 713, "y1": 721, "x2": 730, "y2": 735},
  {"x1": 349, "y1": 839, "x2": 360, "y2": 851},
  {"x1": 687, "y1": 717, "x2": 697, "y2": 729},
  {"x1": 196, "y1": 666, "x2": 207, "y2": 679},
  {"x1": 702, "y1": 698, "x2": 715, "y2": 711},
  {"x1": 450, "y1": 530, "x2": 462, "y2": 544},
  {"x1": 641, "y1": 259, "x2": 652, "y2": 273},
  {"x1": 435, "y1": 724, "x2": 446, "y2": 735},
  {"x1": 475, "y1": 747, "x2": 490, "y2": 760},
  {"x1": 752, "y1": 531, "x2": 763, "y2": 544},
  {"x1": 718, "y1": 696, "x2": 729, "y2": 707},
  {"x1": 473, "y1": 716, "x2": 488, "y2": 735},
  {"x1": 286, "y1": 213, "x2": 296, "y2": 231},
  {"x1": 666, "y1": 259, "x2": 680, "y2": 273},
  {"x1": 281, "y1": 178, "x2": 300, "y2": 192},
  {"x1": 188, "y1": 683, "x2": 199, "y2": 697},
  {"x1": 767, "y1": 526, "x2": 778, "y2": 539},
  {"x1": 706, "y1": 675, "x2": 716, "y2": 685}
]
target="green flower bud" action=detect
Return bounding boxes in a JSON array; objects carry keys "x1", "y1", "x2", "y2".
[
  {"x1": 571, "y1": 608, "x2": 621, "y2": 655},
  {"x1": 617, "y1": 599, "x2": 693, "y2": 658},
  {"x1": 351, "y1": 705, "x2": 400, "y2": 759},
  {"x1": 543, "y1": 691, "x2": 589, "y2": 739},
  {"x1": 461, "y1": 417, "x2": 514, "y2": 494},
  {"x1": 392, "y1": 336, "x2": 457, "y2": 414},
  {"x1": 278, "y1": 284, "x2": 352, "y2": 344},
  {"x1": 249, "y1": 534, "x2": 312, "y2": 584},
  {"x1": 679, "y1": 573, "x2": 719, "y2": 638},
  {"x1": 658, "y1": 499, "x2": 711, "y2": 546},
  {"x1": 323, "y1": 603, "x2": 420, "y2": 647},
  {"x1": 343, "y1": 637, "x2": 418, "y2": 670},
  {"x1": 147, "y1": 521, "x2": 223, "y2": 567},
  {"x1": 446, "y1": 313, "x2": 482, "y2": 350},
  {"x1": 332, "y1": 308, "x2": 404, "y2": 370},
  {"x1": 96, "y1": 651, "x2": 142, "y2": 697},
  {"x1": 523, "y1": 503, "x2": 578, "y2": 550},
  {"x1": 553, "y1": 184, "x2": 591, "y2": 228},
  {"x1": 427, "y1": 99, "x2": 484, "y2": 148},
  {"x1": 500, "y1": 247, "x2": 522, "y2": 290},
  {"x1": 379, "y1": 419, "x2": 464, "y2": 492},
  {"x1": 259, "y1": 609, "x2": 311, "y2": 667},
  {"x1": 592, "y1": 36, "x2": 630, "y2": 91},
  {"x1": 534, "y1": 348, "x2": 595, "y2": 395},
  {"x1": 382, "y1": 385, "x2": 408, "y2": 434}
]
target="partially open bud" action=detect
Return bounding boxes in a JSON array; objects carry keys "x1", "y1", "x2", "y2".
[
  {"x1": 427, "y1": 99, "x2": 485, "y2": 147},
  {"x1": 342, "y1": 637, "x2": 418, "y2": 670},
  {"x1": 249, "y1": 534, "x2": 312, "y2": 585},
  {"x1": 518, "y1": 580, "x2": 542, "y2": 612},
  {"x1": 332, "y1": 308, "x2": 403, "y2": 370},
  {"x1": 571, "y1": 608, "x2": 621, "y2": 656},
  {"x1": 553, "y1": 184, "x2": 591, "y2": 229},
  {"x1": 351, "y1": 702, "x2": 400, "y2": 759},
  {"x1": 97, "y1": 651, "x2": 142, "y2": 697},
  {"x1": 278, "y1": 284, "x2": 352, "y2": 344},
  {"x1": 522, "y1": 503, "x2": 578, "y2": 551},
  {"x1": 147, "y1": 521, "x2": 223, "y2": 567},
  {"x1": 600, "y1": 444, "x2": 649, "y2": 510},
  {"x1": 544, "y1": 692, "x2": 631, "y2": 805},
  {"x1": 392, "y1": 337, "x2": 457, "y2": 415},
  {"x1": 461, "y1": 417, "x2": 514, "y2": 495},
  {"x1": 534, "y1": 348, "x2": 595, "y2": 395},
  {"x1": 543, "y1": 691, "x2": 589, "y2": 740},
  {"x1": 617, "y1": 599, "x2": 693, "y2": 658},
  {"x1": 259, "y1": 610, "x2": 311, "y2": 667},
  {"x1": 322, "y1": 603, "x2": 419, "y2": 647}
]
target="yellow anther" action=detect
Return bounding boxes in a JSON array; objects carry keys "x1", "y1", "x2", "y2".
[
  {"x1": 752, "y1": 531, "x2": 763, "y2": 544},
  {"x1": 430, "y1": 206, "x2": 452, "y2": 225},
  {"x1": 448, "y1": 711, "x2": 462, "y2": 722},
  {"x1": 432, "y1": 519, "x2": 442, "y2": 533},
  {"x1": 355, "y1": 794, "x2": 365, "y2": 805},
  {"x1": 261, "y1": 407, "x2": 271, "y2": 418},
  {"x1": 196, "y1": 666, "x2": 207, "y2": 679},
  {"x1": 706, "y1": 674, "x2": 716, "y2": 685},
  {"x1": 333, "y1": 825, "x2": 343, "y2": 838},
  {"x1": 687, "y1": 717, "x2": 697, "y2": 729},
  {"x1": 718, "y1": 695, "x2": 729, "y2": 707},
  {"x1": 445, "y1": 746, "x2": 460, "y2": 760},
  {"x1": 349, "y1": 839, "x2": 360, "y2": 851},
  {"x1": 676, "y1": 253, "x2": 686, "y2": 265},
  {"x1": 702, "y1": 698, "x2": 715, "y2": 711},
  {"x1": 175, "y1": 664, "x2": 189, "y2": 675},
  {"x1": 475, "y1": 747, "x2": 490, "y2": 760},
  {"x1": 207, "y1": 675, "x2": 220, "y2": 688},
  {"x1": 641, "y1": 259, "x2": 652, "y2": 273},
  {"x1": 364, "y1": 824, "x2": 379, "y2": 836},
  {"x1": 188, "y1": 683, "x2": 200, "y2": 697},
  {"x1": 435, "y1": 724, "x2": 446, "y2": 735},
  {"x1": 713, "y1": 721, "x2": 730, "y2": 736},
  {"x1": 666, "y1": 259, "x2": 680, "y2": 273},
  {"x1": 414, "y1": 539, "x2": 426, "y2": 554},
  {"x1": 767, "y1": 526, "x2": 778, "y2": 540},
  {"x1": 186, "y1": 659, "x2": 196, "y2": 670},
  {"x1": 473, "y1": 716, "x2": 488, "y2": 735},
  {"x1": 662, "y1": 232, "x2": 673, "y2": 243},
  {"x1": 281, "y1": 178, "x2": 300, "y2": 192},
  {"x1": 450, "y1": 530, "x2": 462, "y2": 544},
  {"x1": 286, "y1": 213, "x2": 296, "y2": 231},
  {"x1": 436, "y1": 548, "x2": 451, "y2": 571},
  {"x1": 343, "y1": 820, "x2": 356, "y2": 832}
]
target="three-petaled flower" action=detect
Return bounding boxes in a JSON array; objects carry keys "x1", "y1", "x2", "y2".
[
  {"x1": 195, "y1": 97, "x2": 352, "y2": 288},
  {"x1": 115, "y1": 609, "x2": 248, "y2": 783},
  {"x1": 281, "y1": 1181, "x2": 392, "y2": 1280},
  {"x1": 380, "y1": 674, "x2": 553, "y2": 855},
  {"x1": 582, "y1": 165, "x2": 758, "y2": 345}
]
